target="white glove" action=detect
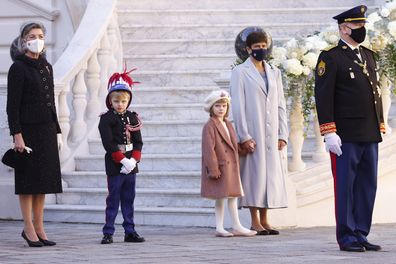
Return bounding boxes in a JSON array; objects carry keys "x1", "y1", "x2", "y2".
[
  {"x1": 57, "y1": 134, "x2": 63, "y2": 151},
  {"x1": 24, "y1": 146, "x2": 33, "y2": 153},
  {"x1": 120, "y1": 158, "x2": 137, "y2": 174},
  {"x1": 324, "y1": 132, "x2": 342, "y2": 156}
]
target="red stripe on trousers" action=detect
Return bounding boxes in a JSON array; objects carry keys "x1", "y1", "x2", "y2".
[{"x1": 330, "y1": 153, "x2": 338, "y2": 225}]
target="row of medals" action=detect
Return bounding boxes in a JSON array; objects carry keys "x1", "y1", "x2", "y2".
[{"x1": 345, "y1": 45, "x2": 381, "y2": 97}]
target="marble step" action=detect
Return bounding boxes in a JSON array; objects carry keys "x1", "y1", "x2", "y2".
[
  {"x1": 89, "y1": 133, "x2": 322, "y2": 156},
  {"x1": 118, "y1": 0, "x2": 375, "y2": 10},
  {"x1": 117, "y1": 7, "x2": 364, "y2": 25},
  {"x1": 125, "y1": 54, "x2": 236, "y2": 71},
  {"x1": 88, "y1": 136, "x2": 202, "y2": 155},
  {"x1": 76, "y1": 151, "x2": 317, "y2": 173},
  {"x1": 62, "y1": 171, "x2": 201, "y2": 189},
  {"x1": 131, "y1": 103, "x2": 206, "y2": 121},
  {"x1": 131, "y1": 86, "x2": 218, "y2": 104},
  {"x1": 140, "y1": 120, "x2": 206, "y2": 137},
  {"x1": 44, "y1": 204, "x2": 215, "y2": 226},
  {"x1": 120, "y1": 22, "x2": 331, "y2": 40},
  {"x1": 123, "y1": 39, "x2": 240, "y2": 56},
  {"x1": 57, "y1": 188, "x2": 211, "y2": 208},
  {"x1": 75, "y1": 154, "x2": 202, "y2": 172},
  {"x1": 133, "y1": 69, "x2": 225, "y2": 87}
]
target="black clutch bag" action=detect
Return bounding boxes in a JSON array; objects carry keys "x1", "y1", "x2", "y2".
[{"x1": 1, "y1": 149, "x2": 29, "y2": 169}]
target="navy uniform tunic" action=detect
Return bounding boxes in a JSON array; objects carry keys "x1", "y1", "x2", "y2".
[
  {"x1": 98, "y1": 110, "x2": 143, "y2": 176},
  {"x1": 315, "y1": 40, "x2": 385, "y2": 140}
]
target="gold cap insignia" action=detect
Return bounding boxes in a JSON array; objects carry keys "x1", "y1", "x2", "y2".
[
  {"x1": 342, "y1": 45, "x2": 347, "y2": 49},
  {"x1": 361, "y1": 6, "x2": 365, "y2": 13},
  {"x1": 317, "y1": 60, "x2": 326, "y2": 76}
]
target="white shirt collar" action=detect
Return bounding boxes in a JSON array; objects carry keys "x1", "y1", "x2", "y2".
[{"x1": 341, "y1": 38, "x2": 360, "y2": 51}]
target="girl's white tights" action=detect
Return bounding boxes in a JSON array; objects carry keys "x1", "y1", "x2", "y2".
[{"x1": 215, "y1": 198, "x2": 252, "y2": 234}]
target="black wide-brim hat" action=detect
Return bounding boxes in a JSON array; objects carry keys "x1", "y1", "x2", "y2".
[{"x1": 1, "y1": 149, "x2": 29, "y2": 169}]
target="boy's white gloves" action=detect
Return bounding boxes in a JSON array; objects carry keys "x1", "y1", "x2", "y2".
[
  {"x1": 324, "y1": 132, "x2": 342, "y2": 156},
  {"x1": 57, "y1": 134, "x2": 63, "y2": 151},
  {"x1": 120, "y1": 157, "x2": 137, "y2": 174}
]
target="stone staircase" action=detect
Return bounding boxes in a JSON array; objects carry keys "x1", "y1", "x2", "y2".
[{"x1": 45, "y1": 0, "x2": 392, "y2": 227}]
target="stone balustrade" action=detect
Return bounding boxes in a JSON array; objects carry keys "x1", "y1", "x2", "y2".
[{"x1": 53, "y1": 0, "x2": 121, "y2": 166}]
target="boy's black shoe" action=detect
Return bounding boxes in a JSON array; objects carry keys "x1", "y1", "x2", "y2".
[
  {"x1": 101, "y1": 234, "x2": 113, "y2": 244},
  {"x1": 124, "y1": 232, "x2": 145, "y2": 243}
]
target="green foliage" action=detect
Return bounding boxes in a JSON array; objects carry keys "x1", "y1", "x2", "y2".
[
  {"x1": 378, "y1": 43, "x2": 396, "y2": 93},
  {"x1": 284, "y1": 74, "x2": 316, "y2": 126}
]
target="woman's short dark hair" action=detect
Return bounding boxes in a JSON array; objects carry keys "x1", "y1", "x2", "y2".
[{"x1": 246, "y1": 31, "x2": 269, "y2": 48}]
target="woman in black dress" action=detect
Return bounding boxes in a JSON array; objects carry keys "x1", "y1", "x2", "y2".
[{"x1": 7, "y1": 22, "x2": 62, "y2": 247}]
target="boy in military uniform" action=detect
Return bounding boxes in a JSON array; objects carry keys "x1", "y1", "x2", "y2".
[
  {"x1": 99, "y1": 69, "x2": 145, "y2": 244},
  {"x1": 314, "y1": 5, "x2": 385, "y2": 252}
]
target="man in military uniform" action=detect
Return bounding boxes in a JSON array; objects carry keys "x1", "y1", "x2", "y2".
[{"x1": 314, "y1": 5, "x2": 385, "y2": 252}]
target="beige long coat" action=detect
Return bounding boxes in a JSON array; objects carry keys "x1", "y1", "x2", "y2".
[
  {"x1": 201, "y1": 117, "x2": 244, "y2": 199},
  {"x1": 230, "y1": 58, "x2": 288, "y2": 208}
]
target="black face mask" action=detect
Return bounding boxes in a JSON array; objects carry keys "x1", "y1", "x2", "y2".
[
  {"x1": 250, "y1": 48, "x2": 270, "y2": 61},
  {"x1": 348, "y1": 26, "x2": 366, "y2": 44}
]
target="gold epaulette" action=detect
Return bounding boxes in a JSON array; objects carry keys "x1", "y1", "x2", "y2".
[{"x1": 321, "y1": 45, "x2": 336, "y2": 52}]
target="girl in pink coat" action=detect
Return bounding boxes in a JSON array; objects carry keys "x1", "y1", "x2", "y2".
[{"x1": 201, "y1": 90, "x2": 256, "y2": 237}]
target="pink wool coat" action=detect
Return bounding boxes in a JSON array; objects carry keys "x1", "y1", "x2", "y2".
[{"x1": 201, "y1": 117, "x2": 244, "y2": 199}]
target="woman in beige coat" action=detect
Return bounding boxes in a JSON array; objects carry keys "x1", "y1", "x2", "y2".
[
  {"x1": 201, "y1": 90, "x2": 256, "y2": 237},
  {"x1": 230, "y1": 31, "x2": 288, "y2": 235}
]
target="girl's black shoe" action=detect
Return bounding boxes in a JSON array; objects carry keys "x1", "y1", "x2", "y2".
[
  {"x1": 21, "y1": 231, "x2": 44, "y2": 247},
  {"x1": 37, "y1": 235, "x2": 56, "y2": 246}
]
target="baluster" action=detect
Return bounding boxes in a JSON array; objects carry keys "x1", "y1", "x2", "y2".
[
  {"x1": 70, "y1": 67, "x2": 88, "y2": 143},
  {"x1": 57, "y1": 83, "x2": 71, "y2": 163},
  {"x1": 380, "y1": 74, "x2": 392, "y2": 134},
  {"x1": 86, "y1": 50, "x2": 101, "y2": 119},
  {"x1": 98, "y1": 34, "x2": 112, "y2": 101},
  {"x1": 312, "y1": 112, "x2": 328, "y2": 162},
  {"x1": 288, "y1": 95, "x2": 306, "y2": 172}
]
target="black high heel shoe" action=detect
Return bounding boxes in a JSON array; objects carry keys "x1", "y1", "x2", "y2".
[
  {"x1": 37, "y1": 234, "x2": 56, "y2": 246},
  {"x1": 21, "y1": 231, "x2": 44, "y2": 247}
]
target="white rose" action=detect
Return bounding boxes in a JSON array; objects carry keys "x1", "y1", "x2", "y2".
[
  {"x1": 327, "y1": 34, "x2": 339, "y2": 45},
  {"x1": 270, "y1": 59, "x2": 282, "y2": 67},
  {"x1": 302, "y1": 52, "x2": 319, "y2": 69},
  {"x1": 367, "y1": 12, "x2": 382, "y2": 23},
  {"x1": 388, "y1": 21, "x2": 396, "y2": 39},
  {"x1": 380, "y1": 8, "x2": 390, "y2": 17},
  {"x1": 302, "y1": 66, "x2": 311, "y2": 76},
  {"x1": 385, "y1": 1, "x2": 396, "y2": 12},
  {"x1": 286, "y1": 38, "x2": 298, "y2": 49},
  {"x1": 282, "y1": 58, "x2": 303, "y2": 76},
  {"x1": 288, "y1": 50, "x2": 298, "y2": 59},
  {"x1": 271, "y1": 47, "x2": 287, "y2": 61}
]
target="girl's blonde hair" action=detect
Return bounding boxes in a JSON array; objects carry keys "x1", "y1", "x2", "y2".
[{"x1": 209, "y1": 98, "x2": 230, "y2": 119}]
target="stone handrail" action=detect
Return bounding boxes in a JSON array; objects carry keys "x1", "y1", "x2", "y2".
[{"x1": 53, "y1": 0, "x2": 122, "y2": 166}]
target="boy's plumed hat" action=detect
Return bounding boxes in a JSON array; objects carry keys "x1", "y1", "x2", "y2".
[
  {"x1": 106, "y1": 66, "x2": 139, "y2": 110},
  {"x1": 203, "y1": 89, "x2": 231, "y2": 112}
]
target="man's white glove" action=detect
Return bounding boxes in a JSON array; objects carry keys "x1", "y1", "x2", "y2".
[
  {"x1": 120, "y1": 158, "x2": 137, "y2": 174},
  {"x1": 324, "y1": 132, "x2": 342, "y2": 156},
  {"x1": 57, "y1": 134, "x2": 63, "y2": 151}
]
